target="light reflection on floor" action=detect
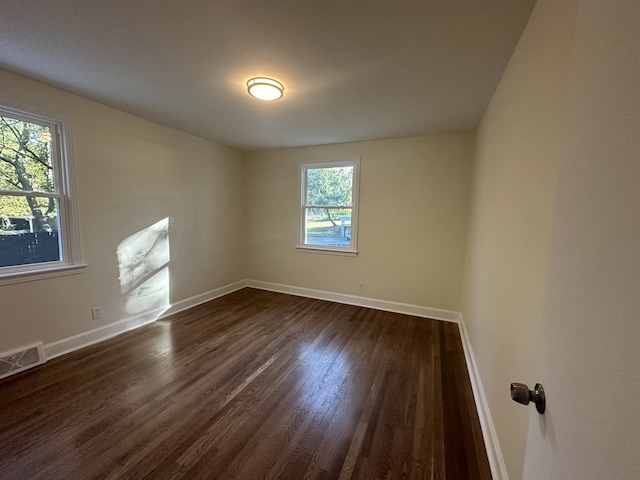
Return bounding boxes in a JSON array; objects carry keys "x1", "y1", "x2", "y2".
[{"x1": 298, "y1": 340, "x2": 351, "y2": 413}]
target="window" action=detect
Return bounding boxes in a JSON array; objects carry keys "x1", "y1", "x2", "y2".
[
  {"x1": 299, "y1": 158, "x2": 360, "y2": 254},
  {"x1": 0, "y1": 107, "x2": 80, "y2": 281}
]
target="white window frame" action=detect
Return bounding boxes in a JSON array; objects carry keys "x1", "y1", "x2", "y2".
[
  {"x1": 297, "y1": 157, "x2": 360, "y2": 256},
  {"x1": 0, "y1": 106, "x2": 83, "y2": 285}
]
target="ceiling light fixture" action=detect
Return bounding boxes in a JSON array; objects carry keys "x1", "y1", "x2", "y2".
[{"x1": 246, "y1": 77, "x2": 284, "y2": 101}]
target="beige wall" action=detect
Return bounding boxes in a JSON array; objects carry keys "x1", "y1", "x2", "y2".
[
  {"x1": 0, "y1": 71, "x2": 473, "y2": 357},
  {"x1": 463, "y1": 0, "x2": 640, "y2": 478},
  {"x1": 246, "y1": 135, "x2": 473, "y2": 311},
  {"x1": 0, "y1": 68, "x2": 246, "y2": 353},
  {"x1": 460, "y1": 0, "x2": 571, "y2": 475}
]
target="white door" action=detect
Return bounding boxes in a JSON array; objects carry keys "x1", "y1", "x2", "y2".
[{"x1": 521, "y1": 2, "x2": 640, "y2": 478}]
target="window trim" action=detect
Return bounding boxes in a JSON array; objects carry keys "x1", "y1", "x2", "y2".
[
  {"x1": 297, "y1": 157, "x2": 360, "y2": 256},
  {"x1": 0, "y1": 105, "x2": 84, "y2": 283}
]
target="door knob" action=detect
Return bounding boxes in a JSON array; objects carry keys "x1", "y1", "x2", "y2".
[{"x1": 510, "y1": 382, "x2": 545, "y2": 414}]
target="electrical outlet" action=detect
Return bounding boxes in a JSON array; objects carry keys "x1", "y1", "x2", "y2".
[
  {"x1": 357, "y1": 281, "x2": 364, "y2": 290},
  {"x1": 91, "y1": 307, "x2": 103, "y2": 320}
]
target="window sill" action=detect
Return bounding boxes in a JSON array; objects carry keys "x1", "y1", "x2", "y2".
[
  {"x1": 0, "y1": 263, "x2": 87, "y2": 286},
  {"x1": 296, "y1": 246, "x2": 358, "y2": 257}
]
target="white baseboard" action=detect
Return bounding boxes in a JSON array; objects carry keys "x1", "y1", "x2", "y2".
[
  {"x1": 44, "y1": 280, "x2": 457, "y2": 362},
  {"x1": 163, "y1": 280, "x2": 246, "y2": 317},
  {"x1": 44, "y1": 280, "x2": 246, "y2": 360},
  {"x1": 458, "y1": 314, "x2": 508, "y2": 480},
  {"x1": 44, "y1": 306, "x2": 169, "y2": 360},
  {"x1": 245, "y1": 280, "x2": 460, "y2": 323}
]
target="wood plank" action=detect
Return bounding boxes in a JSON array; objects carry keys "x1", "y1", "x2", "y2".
[{"x1": 0, "y1": 288, "x2": 491, "y2": 479}]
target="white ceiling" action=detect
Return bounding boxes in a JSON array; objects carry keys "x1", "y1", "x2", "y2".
[{"x1": 0, "y1": 1, "x2": 536, "y2": 151}]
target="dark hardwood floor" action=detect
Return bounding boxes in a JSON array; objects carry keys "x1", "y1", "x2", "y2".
[{"x1": 0, "y1": 288, "x2": 491, "y2": 479}]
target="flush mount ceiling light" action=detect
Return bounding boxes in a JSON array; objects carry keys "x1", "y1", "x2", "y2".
[{"x1": 246, "y1": 77, "x2": 284, "y2": 101}]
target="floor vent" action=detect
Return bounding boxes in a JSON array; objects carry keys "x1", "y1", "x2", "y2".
[{"x1": 0, "y1": 342, "x2": 46, "y2": 380}]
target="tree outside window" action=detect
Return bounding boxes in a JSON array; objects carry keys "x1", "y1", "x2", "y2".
[
  {"x1": 299, "y1": 158, "x2": 360, "y2": 253},
  {"x1": 0, "y1": 108, "x2": 78, "y2": 274}
]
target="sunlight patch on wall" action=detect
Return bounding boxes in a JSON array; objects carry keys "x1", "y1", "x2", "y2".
[{"x1": 117, "y1": 218, "x2": 171, "y2": 315}]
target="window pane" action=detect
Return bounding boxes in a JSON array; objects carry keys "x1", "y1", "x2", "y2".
[
  {"x1": 306, "y1": 166, "x2": 353, "y2": 206},
  {"x1": 305, "y1": 207, "x2": 352, "y2": 247},
  {"x1": 0, "y1": 115, "x2": 55, "y2": 193},
  {"x1": 0, "y1": 195, "x2": 61, "y2": 268}
]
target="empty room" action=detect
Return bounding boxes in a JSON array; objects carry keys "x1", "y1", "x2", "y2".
[{"x1": 1, "y1": 1, "x2": 638, "y2": 479}]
